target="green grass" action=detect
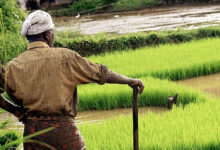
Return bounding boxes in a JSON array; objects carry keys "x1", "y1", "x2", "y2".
[
  {"x1": 88, "y1": 38, "x2": 220, "y2": 80},
  {"x1": 79, "y1": 99, "x2": 220, "y2": 150},
  {"x1": 78, "y1": 77, "x2": 207, "y2": 111},
  {"x1": 0, "y1": 32, "x2": 27, "y2": 63}
]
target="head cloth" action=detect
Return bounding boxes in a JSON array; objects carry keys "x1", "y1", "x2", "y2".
[{"x1": 21, "y1": 10, "x2": 54, "y2": 36}]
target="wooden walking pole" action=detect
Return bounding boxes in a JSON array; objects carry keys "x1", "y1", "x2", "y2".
[{"x1": 133, "y1": 86, "x2": 139, "y2": 150}]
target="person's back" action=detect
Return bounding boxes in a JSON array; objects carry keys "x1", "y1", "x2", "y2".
[
  {"x1": 6, "y1": 41, "x2": 106, "y2": 117},
  {"x1": 7, "y1": 42, "x2": 77, "y2": 116}
]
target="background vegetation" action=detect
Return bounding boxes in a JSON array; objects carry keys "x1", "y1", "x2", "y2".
[
  {"x1": 3, "y1": 26, "x2": 220, "y2": 63},
  {"x1": 55, "y1": 27, "x2": 220, "y2": 57},
  {"x1": 0, "y1": 1, "x2": 26, "y2": 148},
  {"x1": 0, "y1": 0, "x2": 26, "y2": 32},
  {"x1": 0, "y1": 0, "x2": 26, "y2": 64},
  {"x1": 51, "y1": 0, "x2": 158, "y2": 17}
]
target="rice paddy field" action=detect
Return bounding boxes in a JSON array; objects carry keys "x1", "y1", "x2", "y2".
[
  {"x1": 88, "y1": 38, "x2": 220, "y2": 80},
  {"x1": 79, "y1": 99, "x2": 220, "y2": 150},
  {"x1": 2, "y1": 36, "x2": 220, "y2": 149},
  {"x1": 77, "y1": 38, "x2": 220, "y2": 111},
  {"x1": 78, "y1": 77, "x2": 207, "y2": 111},
  {"x1": 74, "y1": 38, "x2": 220, "y2": 149}
]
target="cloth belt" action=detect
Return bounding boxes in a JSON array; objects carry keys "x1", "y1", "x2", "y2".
[{"x1": 24, "y1": 112, "x2": 74, "y2": 121}]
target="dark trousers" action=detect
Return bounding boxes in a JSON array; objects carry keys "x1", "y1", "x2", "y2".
[{"x1": 23, "y1": 118, "x2": 86, "y2": 150}]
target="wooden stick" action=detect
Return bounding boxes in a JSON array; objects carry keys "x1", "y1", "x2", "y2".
[{"x1": 133, "y1": 86, "x2": 139, "y2": 150}]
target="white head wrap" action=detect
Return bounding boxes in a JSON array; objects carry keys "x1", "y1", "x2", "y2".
[{"x1": 21, "y1": 10, "x2": 54, "y2": 36}]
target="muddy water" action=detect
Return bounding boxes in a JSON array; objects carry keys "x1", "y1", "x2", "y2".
[
  {"x1": 54, "y1": 4, "x2": 220, "y2": 34},
  {"x1": 176, "y1": 73, "x2": 220, "y2": 97},
  {"x1": 0, "y1": 107, "x2": 167, "y2": 133}
]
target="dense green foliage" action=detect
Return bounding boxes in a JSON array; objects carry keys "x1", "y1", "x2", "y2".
[
  {"x1": 88, "y1": 38, "x2": 220, "y2": 80},
  {"x1": 0, "y1": 32, "x2": 27, "y2": 63},
  {"x1": 0, "y1": 0, "x2": 27, "y2": 64},
  {"x1": 51, "y1": 0, "x2": 158, "y2": 17},
  {"x1": 0, "y1": 0, "x2": 26, "y2": 32},
  {"x1": 111, "y1": 0, "x2": 157, "y2": 11},
  {"x1": 54, "y1": 27, "x2": 220, "y2": 57},
  {"x1": 78, "y1": 77, "x2": 207, "y2": 111},
  {"x1": 0, "y1": 130, "x2": 19, "y2": 149},
  {"x1": 79, "y1": 99, "x2": 220, "y2": 150}
]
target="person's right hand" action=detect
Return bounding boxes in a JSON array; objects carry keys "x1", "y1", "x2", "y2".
[{"x1": 129, "y1": 79, "x2": 144, "y2": 94}]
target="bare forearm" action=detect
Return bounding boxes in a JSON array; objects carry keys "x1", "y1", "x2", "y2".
[
  {"x1": 105, "y1": 69, "x2": 144, "y2": 94},
  {"x1": 106, "y1": 70, "x2": 133, "y2": 85}
]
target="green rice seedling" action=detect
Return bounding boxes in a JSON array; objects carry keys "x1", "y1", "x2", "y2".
[
  {"x1": 0, "y1": 130, "x2": 20, "y2": 149},
  {"x1": 78, "y1": 77, "x2": 207, "y2": 111},
  {"x1": 88, "y1": 38, "x2": 220, "y2": 80},
  {"x1": 0, "y1": 119, "x2": 9, "y2": 129},
  {"x1": 78, "y1": 99, "x2": 220, "y2": 150},
  {"x1": 0, "y1": 127, "x2": 55, "y2": 150}
]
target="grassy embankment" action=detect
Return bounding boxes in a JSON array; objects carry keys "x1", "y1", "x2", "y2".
[
  {"x1": 77, "y1": 38, "x2": 220, "y2": 111},
  {"x1": 54, "y1": 27, "x2": 220, "y2": 57},
  {"x1": 2, "y1": 27, "x2": 220, "y2": 62},
  {"x1": 51, "y1": 0, "x2": 158, "y2": 17}
]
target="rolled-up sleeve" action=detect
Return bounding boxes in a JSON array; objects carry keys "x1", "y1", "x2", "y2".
[{"x1": 67, "y1": 51, "x2": 108, "y2": 85}]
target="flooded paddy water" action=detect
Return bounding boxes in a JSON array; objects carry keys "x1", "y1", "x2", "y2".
[
  {"x1": 176, "y1": 73, "x2": 220, "y2": 98},
  {"x1": 0, "y1": 107, "x2": 168, "y2": 134},
  {"x1": 54, "y1": 4, "x2": 220, "y2": 34}
]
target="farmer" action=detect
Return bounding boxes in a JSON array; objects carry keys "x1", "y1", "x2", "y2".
[{"x1": 0, "y1": 10, "x2": 144, "y2": 150}]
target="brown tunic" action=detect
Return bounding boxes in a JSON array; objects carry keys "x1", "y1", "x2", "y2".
[
  {"x1": 0, "y1": 41, "x2": 110, "y2": 150},
  {"x1": 1, "y1": 41, "x2": 108, "y2": 117}
]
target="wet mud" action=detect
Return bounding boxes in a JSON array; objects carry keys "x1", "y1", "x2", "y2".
[
  {"x1": 176, "y1": 73, "x2": 220, "y2": 97},
  {"x1": 0, "y1": 107, "x2": 167, "y2": 134},
  {"x1": 54, "y1": 4, "x2": 220, "y2": 34}
]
